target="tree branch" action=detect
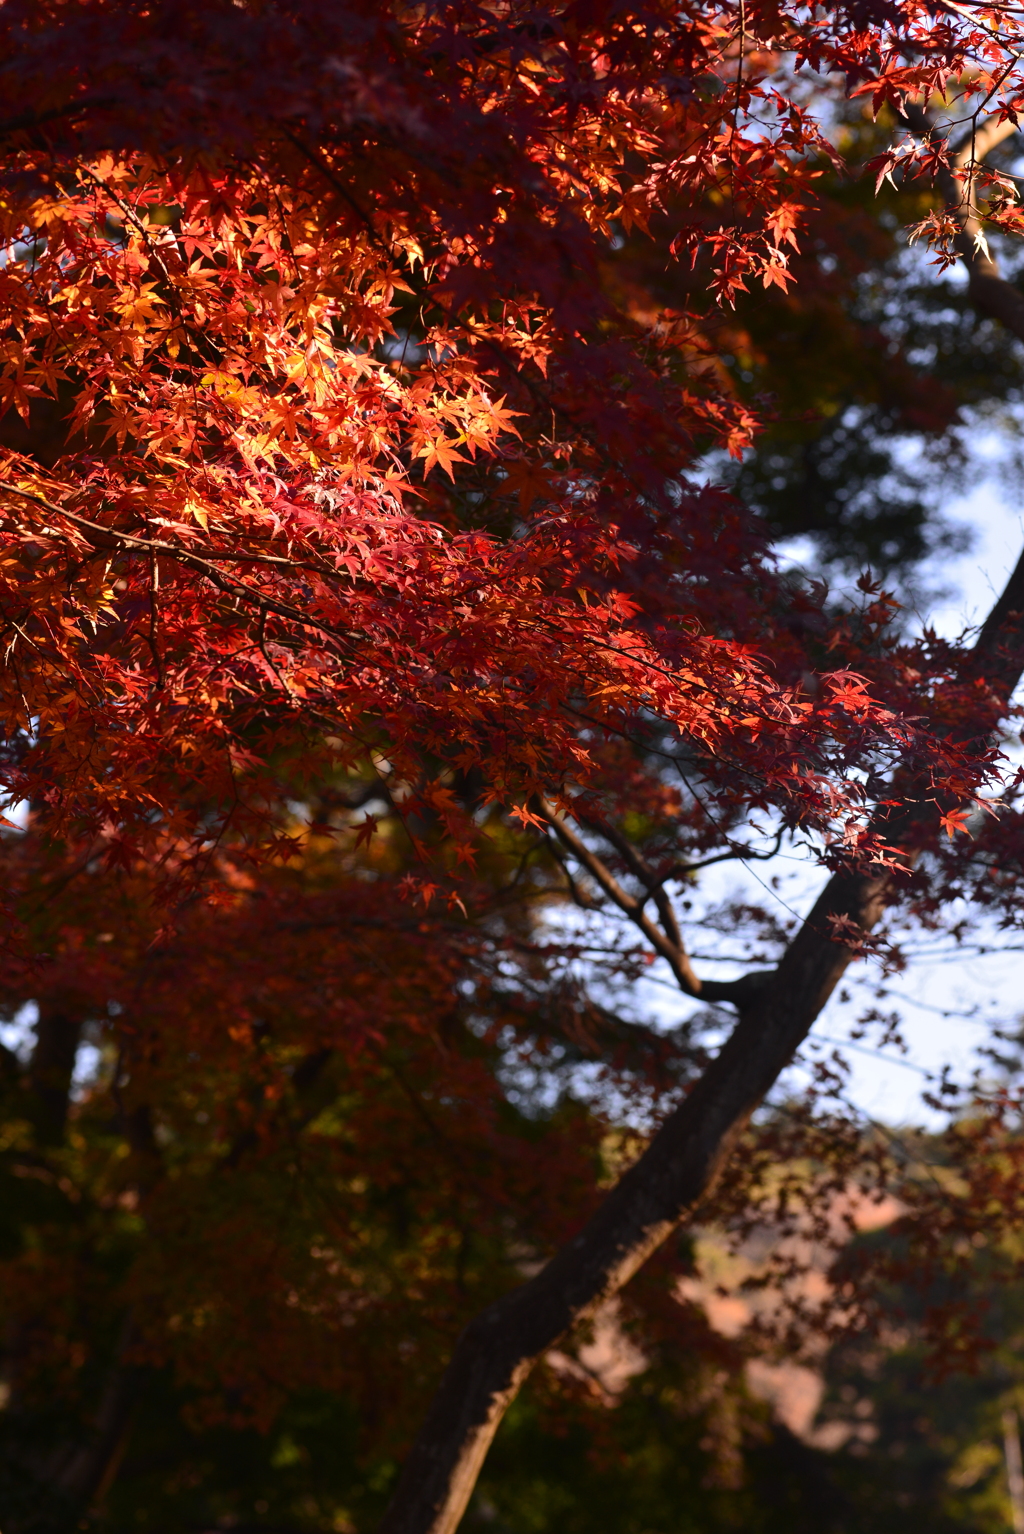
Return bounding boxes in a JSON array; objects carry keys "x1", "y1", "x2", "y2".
[
  {"x1": 904, "y1": 103, "x2": 1024, "y2": 343},
  {"x1": 536, "y1": 799, "x2": 770, "y2": 1007},
  {"x1": 537, "y1": 798, "x2": 702, "y2": 991},
  {"x1": 575, "y1": 810, "x2": 688, "y2": 951}
]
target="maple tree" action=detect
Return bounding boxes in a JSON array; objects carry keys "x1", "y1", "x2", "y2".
[{"x1": 6, "y1": 2, "x2": 1024, "y2": 1532}]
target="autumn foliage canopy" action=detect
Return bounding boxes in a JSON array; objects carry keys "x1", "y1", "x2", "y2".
[
  {"x1": 5, "y1": 1, "x2": 1024, "y2": 1530},
  {"x1": 3, "y1": 0, "x2": 1002, "y2": 872}
]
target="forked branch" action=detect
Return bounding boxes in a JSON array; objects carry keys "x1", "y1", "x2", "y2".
[{"x1": 536, "y1": 798, "x2": 769, "y2": 1006}]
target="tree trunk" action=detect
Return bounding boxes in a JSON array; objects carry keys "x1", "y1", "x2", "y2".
[
  {"x1": 379, "y1": 568, "x2": 1024, "y2": 1533},
  {"x1": 27, "y1": 1005, "x2": 81, "y2": 1144}
]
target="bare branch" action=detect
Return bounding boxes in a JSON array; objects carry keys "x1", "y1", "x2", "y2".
[
  {"x1": 953, "y1": 114, "x2": 1020, "y2": 169},
  {"x1": 536, "y1": 805, "x2": 772, "y2": 1007},
  {"x1": 573, "y1": 811, "x2": 687, "y2": 951},
  {"x1": 543, "y1": 831, "x2": 603, "y2": 911},
  {"x1": 536, "y1": 798, "x2": 705, "y2": 995},
  {"x1": 656, "y1": 827, "x2": 786, "y2": 884}
]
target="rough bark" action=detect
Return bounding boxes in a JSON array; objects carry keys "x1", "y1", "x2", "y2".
[{"x1": 378, "y1": 118, "x2": 1024, "y2": 1534}]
